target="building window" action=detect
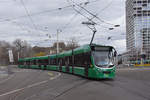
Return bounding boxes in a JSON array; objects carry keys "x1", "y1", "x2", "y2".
[{"x1": 137, "y1": 1, "x2": 142, "y2": 3}]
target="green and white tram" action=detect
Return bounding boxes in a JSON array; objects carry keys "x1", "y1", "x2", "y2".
[{"x1": 18, "y1": 44, "x2": 117, "y2": 79}]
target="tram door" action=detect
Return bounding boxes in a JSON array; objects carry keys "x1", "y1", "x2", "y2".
[
  {"x1": 85, "y1": 63, "x2": 89, "y2": 77},
  {"x1": 84, "y1": 52, "x2": 91, "y2": 77}
]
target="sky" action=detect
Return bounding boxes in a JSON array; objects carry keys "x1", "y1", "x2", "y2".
[{"x1": 0, "y1": 0, "x2": 126, "y2": 53}]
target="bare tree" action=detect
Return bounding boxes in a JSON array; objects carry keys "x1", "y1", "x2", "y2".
[
  {"x1": 13, "y1": 39, "x2": 32, "y2": 60},
  {"x1": 66, "y1": 37, "x2": 79, "y2": 50},
  {"x1": 52, "y1": 42, "x2": 66, "y2": 52}
]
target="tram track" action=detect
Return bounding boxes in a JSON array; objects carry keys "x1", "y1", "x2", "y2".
[
  {"x1": 10, "y1": 70, "x2": 45, "y2": 100},
  {"x1": 1, "y1": 66, "x2": 150, "y2": 100},
  {"x1": 0, "y1": 67, "x2": 62, "y2": 100},
  {"x1": 100, "y1": 76, "x2": 150, "y2": 100},
  {"x1": 21, "y1": 78, "x2": 90, "y2": 100}
]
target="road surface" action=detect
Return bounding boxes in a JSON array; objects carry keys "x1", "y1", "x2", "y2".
[{"x1": 0, "y1": 65, "x2": 150, "y2": 100}]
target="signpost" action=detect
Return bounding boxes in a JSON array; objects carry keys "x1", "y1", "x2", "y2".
[{"x1": 8, "y1": 49, "x2": 14, "y2": 64}]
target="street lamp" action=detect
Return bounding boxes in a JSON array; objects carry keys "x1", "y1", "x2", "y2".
[{"x1": 56, "y1": 29, "x2": 62, "y2": 54}]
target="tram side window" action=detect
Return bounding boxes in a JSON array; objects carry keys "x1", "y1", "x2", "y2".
[
  {"x1": 50, "y1": 58, "x2": 57, "y2": 65},
  {"x1": 30, "y1": 60, "x2": 33, "y2": 65},
  {"x1": 33, "y1": 60, "x2": 36, "y2": 65},
  {"x1": 26, "y1": 61, "x2": 30, "y2": 65},
  {"x1": 40, "y1": 60, "x2": 44, "y2": 65},
  {"x1": 68, "y1": 56, "x2": 73, "y2": 66},
  {"x1": 65, "y1": 57, "x2": 70, "y2": 66},
  {"x1": 48, "y1": 58, "x2": 50, "y2": 65},
  {"x1": 42, "y1": 59, "x2": 47, "y2": 65},
  {"x1": 43, "y1": 59, "x2": 48, "y2": 65},
  {"x1": 41, "y1": 59, "x2": 46, "y2": 65},
  {"x1": 50, "y1": 59, "x2": 53, "y2": 65},
  {"x1": 74, "y1": 52, "x2": 91, "y2": 67},
  {"x1": 59, "y1": 58, "x2": 65, "y2": 66},
  {"x1": 19, "y1": 61, "x2": 23, "y2": 65},
  {"x1": 83, "y1": 52, "x2": 91, "y2": 65},
  {"x1": 25, "y1": 61, "x2": 27, "y2": 65},
  {"x1": 23, "y1": 61, "x2": 25, "y2": 65},
  {"x1": 74, "y1": 54, "x2": 84, "y2": 67},
  {"x1": 38, "y1": 60, "x2": 42, "y2": 65},
  {"x1": 58, "y1": 58, "x2": 61, "y2": 66},
  {"x1": 36, "y1": 60, "x2": 38, "y2": 65}
]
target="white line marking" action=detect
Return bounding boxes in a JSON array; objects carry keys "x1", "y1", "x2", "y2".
[
  {"x1": 26, "y1": 80, "x2": 48, "y2": 88},
  {"x1": 0, "y1": 72, "x2": 61, "y2": 97},
  {"x1": 0, "y1": 80, "x2": 48, "y2": 97},
  {"x1": 0, "y1": 74, "x2": 14, "y2": 84}
]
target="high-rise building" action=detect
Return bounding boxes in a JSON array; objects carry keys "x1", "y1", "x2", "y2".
[{"x1": 126, "y1": 0, "x2": 150, "y2": 62}]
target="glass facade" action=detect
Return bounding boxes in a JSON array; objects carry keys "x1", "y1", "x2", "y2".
[{"x1": 126, "y1": 0, "x2": 150, "y2": 62}]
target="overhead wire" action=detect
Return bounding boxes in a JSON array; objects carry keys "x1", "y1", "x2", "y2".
[
  {"x1": 66, "y1": 0, "x2": 119, "y2": 44},
  {"x1": 11, "y1": 0, "x2": 44, "y2": 39},
  {"x1": 60, "y1": 0, "x2": 90, "y2": 33},
  {"x1": 11, "y1": 21, "x2": 25, "y2": 31},
  {"x1": 60, "y1": 11, "x2": 80, "y2": 31},
  {"x1": 56, "y1": 0, "x2": 101, "y2": 41},
  {"x1": 20, "y1": 0, "x2": 38, "y2": 32},
  {"x1": 96, "y1": 0, "x2": 113, "y2": 15},
  {"x1": 90, "y1": 0, "x2": 113, "y2": 21},
  {"x1": 67, "y1": 0, "x2": 111, "y2": 29},
  {"x1": 1, "y1": 0, "x2": 116, "y2": 46},
  {"x1": 0, "y1": 0, "x2": 100, "y2": 23},
  {"x1": 70, "y1": 0, "x2": 116, "y2": 26}
]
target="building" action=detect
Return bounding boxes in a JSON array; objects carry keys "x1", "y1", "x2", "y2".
[{"x1": 126, "y1": 0, "x2": 150, "y2": 63}]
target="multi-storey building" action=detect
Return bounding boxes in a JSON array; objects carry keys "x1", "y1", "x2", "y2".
[{"x1": 126, "y1": 0, "x2": 150, "y2": 63}]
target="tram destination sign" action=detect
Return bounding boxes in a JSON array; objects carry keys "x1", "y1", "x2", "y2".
[{"x1": 92, "y1": 46, "x2": 110, "y2": 51}]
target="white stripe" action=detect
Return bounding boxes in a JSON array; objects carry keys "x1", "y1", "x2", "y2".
[
  {"x1": 0, "y1": 74, "x2": 14, "y2": 84},
  {"x1": 0, "y1": 72, "x2": 61, "y2": 97},
  {"x1": 0, "y1": 80, "x2": 48, "y2": 97}
]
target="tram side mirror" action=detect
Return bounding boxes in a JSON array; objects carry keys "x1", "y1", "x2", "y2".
[{"x1": 91, "y1": 46, "x2": 95, "y2": 51}]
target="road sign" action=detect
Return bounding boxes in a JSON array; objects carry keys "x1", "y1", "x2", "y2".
[{"x1": 8, "y1": 50, "x2": 14, "y2": 63}]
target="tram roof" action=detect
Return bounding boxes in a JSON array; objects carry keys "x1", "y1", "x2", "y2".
[{"x1": 18, "y1": 44, "x2": 114, "y2": 61}]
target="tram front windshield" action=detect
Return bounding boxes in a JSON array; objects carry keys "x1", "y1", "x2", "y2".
[{"x1": 92, "y1": 50, "x2": 113, "y2": 67}]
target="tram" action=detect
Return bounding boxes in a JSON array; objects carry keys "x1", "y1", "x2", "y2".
[{"x1": 18, "y1": 44, "x2": 117, "y2": 79}]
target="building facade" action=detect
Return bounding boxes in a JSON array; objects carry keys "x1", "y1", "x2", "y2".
[{"x1": 126, "y1": 0, "x2": 150, "y2": 63}]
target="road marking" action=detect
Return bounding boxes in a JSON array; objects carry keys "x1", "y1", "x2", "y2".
[
  {"x1": 50, "y1": 73, "x2": 61, "y2": 80},
  {"x1": 0, "y1": 72, "x2": 61, "y2": 97},
  {"x1": 48, "y1": 72, "x2": 54, "y2": 76},
  {"x1": 0, "y1": 66, "x2": 6, "y2": 69},
  {"x1": 0, "y1": 74, "x2": 14, "y2": 84},
  {"x1": 0, "y1": 80, "x2": 48, "y2": 97}
]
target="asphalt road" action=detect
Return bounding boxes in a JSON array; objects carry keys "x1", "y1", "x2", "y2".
[{"x1": 0, "y1": 65, "x2": 150, "y2": 100}]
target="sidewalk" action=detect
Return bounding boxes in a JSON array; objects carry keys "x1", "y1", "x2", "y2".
[{"x1": 116, "y1": 64, "x2": 150, "y2": 71}]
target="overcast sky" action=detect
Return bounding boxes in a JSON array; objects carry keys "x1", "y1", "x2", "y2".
[{"x1": 0, "y1": 0, "x2": 126, "y2": 53}]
